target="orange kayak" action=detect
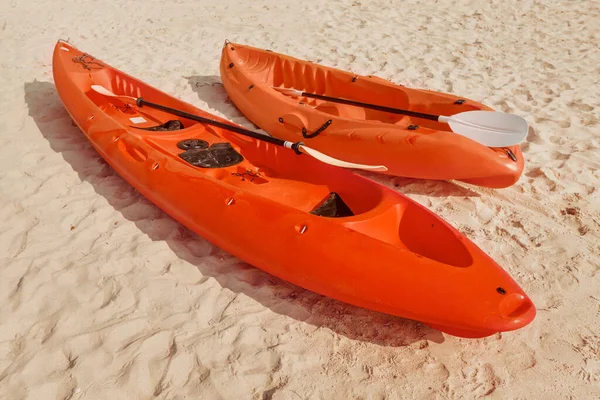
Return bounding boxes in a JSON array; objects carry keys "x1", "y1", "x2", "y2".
[
  {"x1": 52, "y1": 40, "x2": 535, "y2": 338},
  {"x1": 220, "y1": 41, "x2": 525, "y2": 188}
]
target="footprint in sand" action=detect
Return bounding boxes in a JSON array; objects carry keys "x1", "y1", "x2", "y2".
[{"x1": 460, "y1": 363, "x2": 501, "y2": 397}]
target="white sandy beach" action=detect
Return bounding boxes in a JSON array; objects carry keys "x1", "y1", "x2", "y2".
[{"x1": 1, "y1": 0, "x2": 599, "y2": 398}]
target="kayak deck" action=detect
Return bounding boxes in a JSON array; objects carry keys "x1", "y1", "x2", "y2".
[
  {"x1": 53, "y1": 40, "x2": 535, "y2": 338},
  {"x1": 220, "y1": 41, "x2": 525, "y2": 188}
]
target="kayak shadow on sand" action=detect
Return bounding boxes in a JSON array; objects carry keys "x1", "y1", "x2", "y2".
[
  {"x1": 185, "y1": 75, "x2": 481, "y2": 198},
  {"x1": 24, "y1": 80, "x2": 446, "y2": 346}
]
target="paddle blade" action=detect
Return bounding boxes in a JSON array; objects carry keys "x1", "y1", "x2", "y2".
[
  {"x1": 444, "y1": 111, "x2": 528, "y2": 147},
  {"x1": 299, "y1": 145, "x2": 388, "y2": 172},
  {"x1": 90, "y1": 85, "x2": 137, "y2": 102},
  {"x1": 91, "y1": 85, "x2": 116, "y2": 96},
  {"x1": 273, "y1": 87, "x2": 303, "y2": 97}
]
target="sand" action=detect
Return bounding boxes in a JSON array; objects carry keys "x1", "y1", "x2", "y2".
[{"x1": 1, "y1": 0, "x2": 599, "y2": 398}]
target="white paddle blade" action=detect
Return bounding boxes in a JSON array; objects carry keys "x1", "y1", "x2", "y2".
[
  {"x1": 90, "y1": 85, "x2": 137, "y2": 101},
  {"x1": 90, "y1": 85, "x2": 116, "y2": 96},
  {"x1": 273, "y1": 87, "x2": 303, "y2": 97},
  {"x1": 444, "y1": 110, "x2": 528, "y2": 147},
  {"x1": 299, "y1": 145, "x2": 388, "y2": 172}
]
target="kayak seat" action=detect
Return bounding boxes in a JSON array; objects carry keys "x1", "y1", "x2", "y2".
[{"x1": 310, "y1": 192, "x2": 355, "y2": 218}]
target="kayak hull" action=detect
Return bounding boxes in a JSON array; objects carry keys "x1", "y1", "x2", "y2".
[
  {"x1": 219, "y1": 41, "x2": 525, "y2": 188},
  {"x1": 52, "y1": 40, "x2": 535, "y2": 338}
]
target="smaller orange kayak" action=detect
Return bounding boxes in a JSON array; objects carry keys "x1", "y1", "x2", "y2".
[
  {"x1": 220, "y1": 41, "x2": 525, "y2": 188},
  {"x1": 52, "y1": 40, "x2": 535, "y2": 338}
]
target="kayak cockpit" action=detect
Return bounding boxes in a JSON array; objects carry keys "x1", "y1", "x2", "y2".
[
  {"x1": 73, "y1": 67, "x2": 204, "y2": 132},
  {"x1": 343, "y1": 201, "x2": 474, "y2": 268}
]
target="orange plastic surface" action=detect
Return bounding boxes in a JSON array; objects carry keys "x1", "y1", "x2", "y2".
[
  {"x1": 52, "y1": 40, "x2": 535, "y2": 338},
  {"x1": 219, "y1": 41, "x2": 525, "y2": 188}
]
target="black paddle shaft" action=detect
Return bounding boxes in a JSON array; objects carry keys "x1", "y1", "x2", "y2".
[
  {"x1": 299, "y1": 92, "x2": 441, "y2": 122},
  {"x1": 135, "y1": 98, "x2": 295, "y2": 149}
]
